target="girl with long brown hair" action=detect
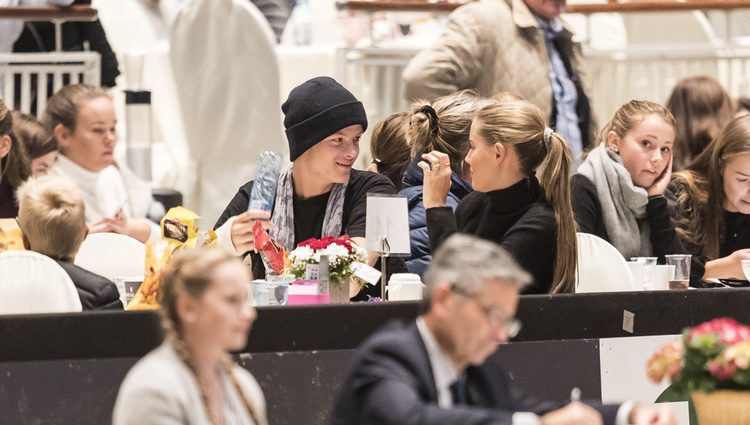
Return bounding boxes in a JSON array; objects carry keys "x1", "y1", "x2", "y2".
[
  {"x1": 572, "y1": 100, "x2": 685, "y2": 265},
  {"x1": 0, "y1": 99, "x2": 31, "y2": 218},
  {"x1": 113, "y1": 248, "x2": 267, "y2": 425},
  {"x1": 667, "y1": 115, "x2": 750, "y2": 283},
  {"x1": 367, "y1": 112, "x2": 411, "y2": 191},
  {"x1": 12, "y1": 111, "x2": 57, "y2": 176},
  {"x1": 420, "y1": 100, "x2": 577, "y2": 294},
  {"x1": 666, "y1": 76, "x2": 735, "y2": 170}
]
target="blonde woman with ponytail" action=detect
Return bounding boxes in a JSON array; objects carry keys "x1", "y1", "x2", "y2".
[
  {"x1": 400, "y1": 90, "x2": 489, "y2": 276},
  {"x1": 572, "y1": 100, "x2": 685, "y2": 266},
  {"x1": 421, "y1": 100, "x2": 577, "y2": 294},
  {"x1": 113, "y1": 248, "x2": 267, "y2": 425}
]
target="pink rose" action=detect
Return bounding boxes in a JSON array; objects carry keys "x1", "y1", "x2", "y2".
[
  {"x1": 707, "y1": 360, "x2": 737, "y2": 381},
  {"x1": 689, "y1": 318, "x2": 750, "y2": 345}
]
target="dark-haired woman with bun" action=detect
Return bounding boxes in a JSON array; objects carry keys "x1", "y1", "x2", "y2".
[{"x1": 399, "y1": 90, "x2": 488, "y2": 276}]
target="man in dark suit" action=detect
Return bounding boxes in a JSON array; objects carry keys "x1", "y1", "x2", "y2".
[
  {"x1": 17, "y1": 175, "x2": 122, "y2": 310},
  {"x1": 331, "y1": 234, "x2": 675, "y2": 425}
]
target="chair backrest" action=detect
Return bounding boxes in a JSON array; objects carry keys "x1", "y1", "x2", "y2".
[
  {"x1": 169, "y1": 0, "x2": 286, "y2": 223},
  {"x1": 0, "y1": 250, "x2": 82, "y2": 314},
  {"x1": 575, "y1": 232, "x2": 637, "y2": 293},
  {"x1": 0, "y1": 51, "x2": 101, "y2": 117},
  {"x1": 74, "y1": 233, "x2": 146, "y2": 280}
]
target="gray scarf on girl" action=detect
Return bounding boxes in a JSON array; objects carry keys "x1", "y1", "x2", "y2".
[
  {"x1": 578, "y1": 144, "x2": 652, "y2": 259},
  {"x1": 269, "y1": 166, "x2": 347, "y2": 251}
]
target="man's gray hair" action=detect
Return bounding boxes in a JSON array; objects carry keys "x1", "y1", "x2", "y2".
[{"x1": 423, "y1": 234, "x2": 531, "y2": 300}]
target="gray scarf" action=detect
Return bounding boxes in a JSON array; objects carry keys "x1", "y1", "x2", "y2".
[
  {"x1": 269, "y1": 166, "x2": 347, "y2": 251},
  {"x1": 578, "y1": 144, "x2": 652, "y2": 259}
]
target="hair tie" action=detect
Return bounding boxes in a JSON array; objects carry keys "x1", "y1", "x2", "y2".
[
  {"x1": 418, "y1": 105, "x2": 440, "y2": 136},
  {"x1": 543, "y1": 127, "x2": 554, "y2": 150}
]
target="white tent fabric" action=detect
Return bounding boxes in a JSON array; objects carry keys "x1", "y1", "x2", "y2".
[
  {"x1": 575, "y1": 232, "x2": 637, "y2": 294},
  {"x1": 170, "y1": 0, "x2": 287, "y2": 225},
  {"x1": 0, "y1": 251, "x2": 82, "y2": 314},
  {"x1": 74, "y1": 233, "x2": 146, "y2": 281}
]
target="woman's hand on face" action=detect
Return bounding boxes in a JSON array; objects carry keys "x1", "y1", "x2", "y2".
[
  {"x1": 418, "y1": 150, "x2": 452, "y2": 209},
  {"x1": 230, "y1": 210, "x2": 272, "y2": 254},
  {"x1": 646, "y1": 154, "x2": 673, "y2": 197}
]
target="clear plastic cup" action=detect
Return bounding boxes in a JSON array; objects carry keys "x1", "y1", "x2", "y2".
[{"x1": 665, "y1": 254, "x2": 692, "y2": 289}]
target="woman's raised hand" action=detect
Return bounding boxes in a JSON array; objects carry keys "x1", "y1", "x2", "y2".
[
  {"x1": 418, "y1": 150, "x2": 452, "y2": 209},
  {"x1": 647, "y1": 154, "x2": 673, "y2": 197}
]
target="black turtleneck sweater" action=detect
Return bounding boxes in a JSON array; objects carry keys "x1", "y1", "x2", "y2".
[{"x1": 425, "y1": 177, "x2": 556, "y2": 294}]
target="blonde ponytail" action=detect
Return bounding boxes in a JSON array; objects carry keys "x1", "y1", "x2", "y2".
[{"x1": 539, "y1": 131, "x2": 577, "y2": 293}]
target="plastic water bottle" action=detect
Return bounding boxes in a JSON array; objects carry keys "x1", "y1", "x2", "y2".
[
  {"x1": 293, "y1": 0, "x2": 312, "y2": 46},
  {"x1": 248, "y1": 151, "x2": 282, "y2": 213}
]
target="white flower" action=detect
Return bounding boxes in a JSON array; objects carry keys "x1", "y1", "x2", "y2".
[
  {"x1": 351, "y1": 241, "x2": 367, "y2": 259},
  {"x1": 326, "y1": 243, "x2": 350, "y2": 258},
  {"x1": 290, "y1": 245, "x2": 314, "y2": 262}
]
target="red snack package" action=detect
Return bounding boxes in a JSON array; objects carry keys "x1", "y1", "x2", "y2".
[{"x1": 252, "y1": 220, "x2": 286, "y2": 274}]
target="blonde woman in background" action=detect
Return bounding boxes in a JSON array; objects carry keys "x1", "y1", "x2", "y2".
[
  {"x1": 572, "y1": 100, "x2": 685, "y2": 264},
  {"x1": 113, "y1": 248, "x2": 267, "y2": 425},
  {"x1": 44, "y1": 84, "x2": 161, "y2": 243}
]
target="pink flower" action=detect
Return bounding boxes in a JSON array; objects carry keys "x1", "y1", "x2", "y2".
[
  {"x1": 707, "y1": 359, "x2": 737, "y2": 381},
  {"x1": 646, "y1": 340, "x2": 683, "y2": 384},
  {"x1": 688, "y1": 318, "x2": 750, "y2": 345},
  {"x1": 724, "y1": 342, "x2": 750, "y2": 370}
]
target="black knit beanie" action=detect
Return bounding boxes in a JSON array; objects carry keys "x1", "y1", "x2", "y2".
[{"x1": 282, "y1": 77, "x2": 368, "y2": 161}]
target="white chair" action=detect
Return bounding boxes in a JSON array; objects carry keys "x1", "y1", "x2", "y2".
[
  {"x1": 170, "y1": 0, "x2": 287, "y2": 224},
  {"x1": 74, "y1": 233, "x2": 146, "y2": 280},
  {"x1": 0, "y1": 251, "x2": 82, "y2": 314},
  {"x1": 575, "y1": 232, "x2": 637, "y2": 293}
]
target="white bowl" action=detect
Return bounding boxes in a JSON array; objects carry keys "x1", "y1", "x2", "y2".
[{"x1": 741, "y1": 260, "x2": 750, "y2": 281}]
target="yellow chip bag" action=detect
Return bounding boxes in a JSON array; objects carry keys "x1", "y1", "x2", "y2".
[
  {"x1": 127, "y1": 240, "x2": 176, "y2": 310},
  {"x1": 0, "y1": 219, "x2": 24, "y2": 252},
  {"x1": 160, "y1": 206, "x2": 201, "y2": 248}
]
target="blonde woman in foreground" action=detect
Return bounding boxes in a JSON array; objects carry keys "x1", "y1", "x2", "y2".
[{"x1": 113, "y1": 248, "x2": 267, "y2": 425}]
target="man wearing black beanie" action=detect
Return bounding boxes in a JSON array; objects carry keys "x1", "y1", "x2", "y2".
[{"x1": 214, "y1": 77, "x2": 399, "y2": 297}]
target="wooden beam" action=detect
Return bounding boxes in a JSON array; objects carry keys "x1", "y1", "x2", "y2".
[
  {"x1": 0, "y1": 5, "x2": 97, "y2": 21},
  {"x1": 337, "y1": 0, "x2": 750, "y2": 14}
]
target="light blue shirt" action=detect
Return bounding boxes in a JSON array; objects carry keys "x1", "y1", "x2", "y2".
[{"x1": 536, "y1": 17, "x2": 583, "y2": 162}]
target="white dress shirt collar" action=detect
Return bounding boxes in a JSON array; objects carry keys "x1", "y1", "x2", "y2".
[{"x1": 416, "y1": 317, "x2": 461, "y2": 408}]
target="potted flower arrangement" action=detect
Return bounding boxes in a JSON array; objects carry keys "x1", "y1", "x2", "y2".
[
  {"x1": 647, "y1": 318, "x2": 750, "y2": 425},
  {"x1": 288, "y1": 236, "x2": 367, "y2": 303}
]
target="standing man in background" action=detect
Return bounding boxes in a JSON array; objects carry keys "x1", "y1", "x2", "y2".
[{"x1": 403, "y1": 0, "x2": 594, "y2": 162}]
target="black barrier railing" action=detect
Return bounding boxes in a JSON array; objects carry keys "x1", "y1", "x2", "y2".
[{"x1": 2, "y1": 288, "x2": 750, "y2": 362}]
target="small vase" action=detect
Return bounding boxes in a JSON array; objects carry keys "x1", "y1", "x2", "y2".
[
  {"x1": 329, "y1": 278, "x2": 351, "y2": 304},
  {"x1": 692, "y1": 390, "x2": 750, "y2": 425}
]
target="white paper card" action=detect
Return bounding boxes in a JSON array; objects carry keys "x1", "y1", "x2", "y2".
[
  {"x1": 622, "y1": 310, "x2": 635, "y2": 334},
  {"x1": 352, "y1": 262, "x2": 382, "y2": 285},
  {"x1": 365, "y1": 194, "x2": 411, "y2": 255}
]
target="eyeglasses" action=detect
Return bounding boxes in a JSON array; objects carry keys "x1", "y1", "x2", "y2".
[{"x1": 451, "y1": 285, "x2": 522, "y2": 339}]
